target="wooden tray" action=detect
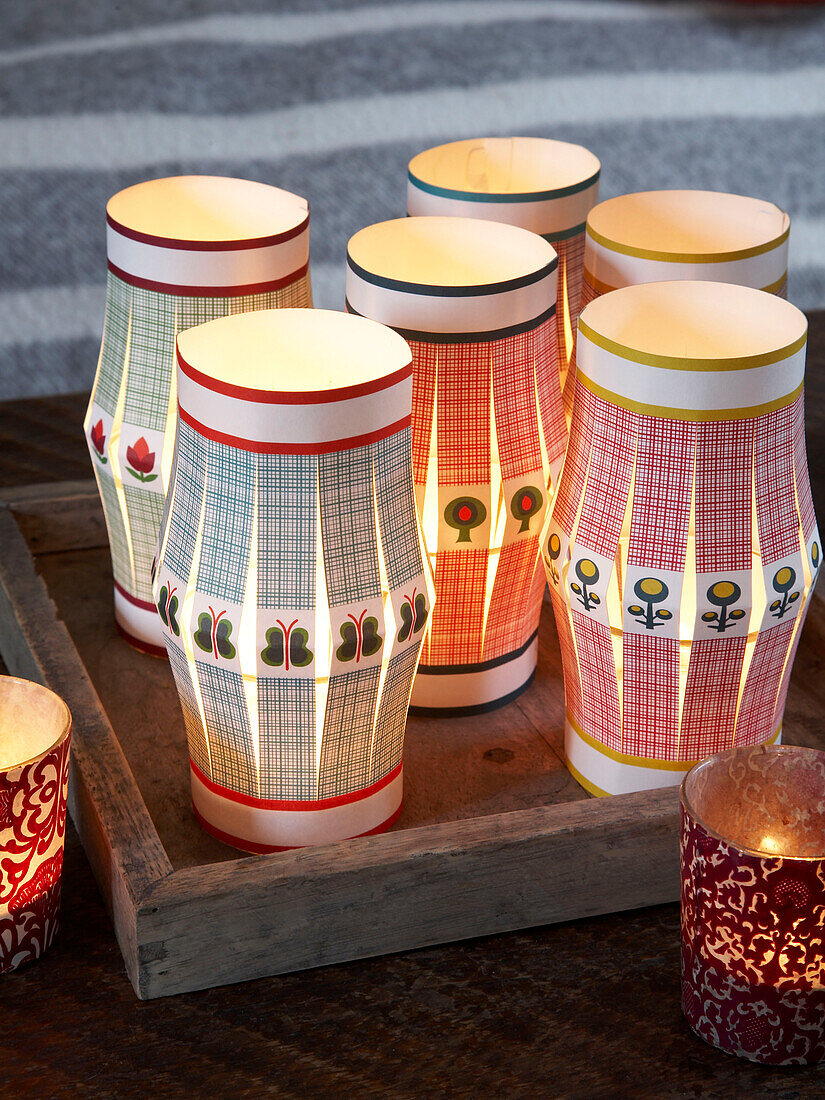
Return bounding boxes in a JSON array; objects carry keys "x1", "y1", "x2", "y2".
[{"x1": 4, "y1": 480, "x2": 820, "y2": 1000}]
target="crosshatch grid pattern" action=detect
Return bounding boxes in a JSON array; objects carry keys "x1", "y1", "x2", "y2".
[
  {"x1": 92, "y1": 461, "x2": 132, "y2": 595},
  {"x1": 571, "y1": 613, "x2": 621, "y2": 751},
  {"x1": 755, "y1": 403, "x2": 802, "y2": 564},
  {"x1": 122, "y1": 484, "x2": 165, "y2": 602},
  {"x1": 319, "y1": 445, "x2": 382, "y2": 606},
  {"x1": 695, "y1": 419, "x2": 754, "y2": 573},
  {"x1": 533, "y1": 314, "x2": 568, "y2": 476},
  {"x1": 493, "y1": 329, "x2": 542, "y2": 481},
  {"x1": 555, "y1": 231, "x2": 585, "y2": 406},
  {"x1": 436, "y1": 340, "x2": 491, "y2": 486},
  {"x1": 258, "y1": 680, "x2": 317, "y2": 800},
  {"x1": 166, "y1": 643, "x2": 210, "y2": 776},
  {"x1": 484, "y1": 541, "x2": 542, "y2": 661},
  {"x1": 792, "y1": 394, "x2": 817, "y2": 540},
  {"x1": 258, "y1": 452, "x2": 316, "y2": 610},
  {"x1": 158, "y1": 419, "x2": 426, "y2": 804},
  {"x1": 426, "y1": 549, "x2": 488, "y2": 665},
  {"x1": 198, "y1": 438, "x2": 255, "y2": 604},
  {"x1": 318, "y1": 666, "x2": 382, "y2": 799},
  {"x1": 680, "y1": 637, "x2": 748, "y2": 758},
  {"x1": 736, "y1": 619, "x2": 798, "y2": 746},
  {"x1": 548, "y1": 384, "x2": 817, "y2": 767}
]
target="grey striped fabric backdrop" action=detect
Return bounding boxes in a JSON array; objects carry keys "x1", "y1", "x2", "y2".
[{"x1": 1, "y1": 0, "x2": 824, "y2": 398}]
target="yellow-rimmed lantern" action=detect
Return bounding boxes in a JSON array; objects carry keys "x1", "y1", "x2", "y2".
[{"x1": 543, "y1": 281, "x2": 819, "y2": 796}]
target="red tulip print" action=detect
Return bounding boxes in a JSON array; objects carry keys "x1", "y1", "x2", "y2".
[
  {"x1": 90, "y1": 419, "x2": 107, "y2": 463},
  {"x1": 126, "y1": 437, "x2": 158, "y2": 482}
]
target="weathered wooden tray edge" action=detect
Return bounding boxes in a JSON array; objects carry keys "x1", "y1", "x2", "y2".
[{"x1": 0, "y1": 482, "x2": 681, "y2": 1000}]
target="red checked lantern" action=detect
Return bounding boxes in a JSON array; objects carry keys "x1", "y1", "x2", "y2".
[{"x1": 347, "y1": 216, "x2": 564, "y2": 714}]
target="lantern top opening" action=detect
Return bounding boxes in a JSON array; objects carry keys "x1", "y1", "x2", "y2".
[
  {"x1": 348, "y1": 216, "x2": 556, "y2": 291},
  {"x1": 176, "y1": 308, "x2": 412, "y2": 393},
  {"x1": 580, "y1": 281, "x2": 806, "y2": 367},
  {"x1": 682, "y1": 745, "x2": 825, "y2": 860},
  {"x1": 408, "y1": 137, "x2": 600, "y2": 198},
  {"x1": 106, "y1": 176, "x2": 308, "y2": 246},
  {"x1": 587, "y1": 190, "x2": 788, "y2": 262},
  {"x1": 0, "y1": 676, "x2": 71, "y2": 773}
]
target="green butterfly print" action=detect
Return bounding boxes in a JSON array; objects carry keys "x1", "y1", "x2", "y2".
[
  {"x1": 194, "y1": 607, "x2": 236, "y2": 660},
  {"x1": 336, "y1": 609, "x2": 383, "y2": 663},
  {"x1": 397, "y1": 589, "x2": 428, "y2": 643},
  {"x1": 261, "y1": 619, "x2": 313, "y2": 671},
  {"x1": 157, "y1": 584, "x2": 180, "y2": 636}
]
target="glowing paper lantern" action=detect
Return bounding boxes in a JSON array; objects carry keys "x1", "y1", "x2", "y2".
[
  {"x1": 407, "y1": 137, "x2": 600, "y2": 409},
  {"x1": 681, "y1": 745, "x2": 825, "y2": 1064},
  {"x1": 543, "y1": 281, "x2": 819, "y2": 796},
  {"x1": 347, "y1": 216, "x2": 563, "y2": 713},
  {"x1": 153, "y1": 309, "x2": 431, "y2": 852},
  {"x1": 85, "y1": 176, "x2": 312, "y2": 656},
  {"x1": 0, "y1": 677, "x2": 72, "y2": 974}
]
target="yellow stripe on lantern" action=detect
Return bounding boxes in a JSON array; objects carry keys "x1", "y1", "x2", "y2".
[
  {"x1": 577, "y1": 317, "x2": 807, "y2": 373},
  {"x1": 576, "y1": 373, "x2": 803, "y2": 422},
  {"x1": 582, "y1": 268, "x2": 789, "y2": 298},
  {"x1": 564, "y1": 757, "x2": 610, "y2": 798},
  {"x1": 585, "y1": 222, "x2": 790, "y2": 264},
  {"x1": 566, "y1": 711, "x2": 781, "y2": 771}
]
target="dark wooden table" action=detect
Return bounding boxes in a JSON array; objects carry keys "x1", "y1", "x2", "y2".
[{"x1": 2, "y1": 315, "x2": 825, "y2": 1099}]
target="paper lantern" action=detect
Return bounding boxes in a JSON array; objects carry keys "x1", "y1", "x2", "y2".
[
  {"x1": 347, "y1": 216, "x2": 562, "y2": 713},
  {"x1": 152, "y1": 308, "x2": 431, "y2": 852},
  {"x1": 0, "y1": 677, "x2": 72, "y2": 974},
  {"x1": 681, "y1": 745, "x2": 825, "y2": 1064},
  {"x1": 543, "y1": 281, "x2": 819, "y2": 796},
  {"x1": 85, "y1": 176, "x2": 312, "y2": 656},
  {"x1": 407, "y1": 136, "x2": 600, "y2": 411}
]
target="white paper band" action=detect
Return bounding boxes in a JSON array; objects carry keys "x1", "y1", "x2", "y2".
[
  {"x1": 576, "y1": 330, "x2": 805, "y2": 416},
  {"x1": 406, "y1": 180, "x2": 599, "y2": 238},
  {"x1": 190, "y1": 764, "x2": 403, "y2": 849},
  {"x1": 114, "y1": 586, "x2": 164, "y2": 648},
  {"x1": 584, "y1": 233, "x2": 788, "y2": 293},
  {"x1": 107, "y1": 220, "x2": 309, "y2": 290},
  {"x1": 411, "y1": 637, "x2": 538, "y2": 710}
]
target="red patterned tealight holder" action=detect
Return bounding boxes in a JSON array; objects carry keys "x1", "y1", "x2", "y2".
[
  {"x1": 681, "y1": 744, "x2": 825, "y2": 1065},
  {"x1": 0, "y1": 677, "x2": 72, "y2": 974},
  {"x1": 347, "y1": 216, "x2": 564, "y2": 713},
  {"x1": 153, "y1": 309, "x2": 432, "y2": 852},
  {"x1": 85, "y1": 175, "x2": 312, "y2": 656}
]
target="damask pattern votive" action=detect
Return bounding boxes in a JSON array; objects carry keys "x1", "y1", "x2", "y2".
[
  {"x1": 347, "y1": 216, "x2": 563, "y2": 713},
  {"x1": 543, "y1": 281, "x2": 819, "y2": 796},
  {"x1": 153, "y1": 309, "x2": 431, "y2": 852},
  {"x1": 85, "y1": 175, "x2": 312, "y2": 655},
  {"x1": 681, "y1": 744, "x2": 825, "y2": 1064},
  {"x1": 0, "y1": 677, "x2": 72, "y2": 974}
]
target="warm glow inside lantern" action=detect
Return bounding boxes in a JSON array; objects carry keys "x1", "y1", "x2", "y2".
[
  {"x1": 153, "y1": 309, "x2": 432, "y2": 852},
  {"x1": 681, "y1": 745, "x2": 825, "y2": 1065},
  {"x1": 347, "y1": 216, "x2": 564, "y2": 713},
  {"x1": 407, "y1": 136, "x2": 600, "y2": 407},
  {"x1": 543, "y1": 281, "x2": 819, "y2": 796},
  {"x1": 85, "y1": 176, "x2": 312, "y2": 655},
  {"x1": 0, "y1": 677, "x2": 72, "y2": 974}
]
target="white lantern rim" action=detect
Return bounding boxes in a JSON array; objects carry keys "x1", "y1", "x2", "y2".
[
  {"x1": 106, "y1": 175, "x2": 309, "y2": 250},
  {"x1": 0, "y1": 676, "x2": 72, "y2": 773},
  {"x1": 586, "y1": 190, "x2": 789, "y2": 264},
  {"x1": 176, "y1": 307, "x2": 412, "y2": 398},
  {"x1": 407, "y1": 136, "x2": 601, "y2": 203},
  {"x1": 579, "y1": 281, "x2": 807, "y2": 372},
  {"x1": 347, "y1": 216, "x2": 557, "y2": 296}
]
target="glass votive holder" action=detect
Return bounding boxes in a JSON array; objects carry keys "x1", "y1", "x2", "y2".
[
  {"x1": 681, "y1": 744, "x2": 825, "y2": 1064},
  {"x1": 0, "y1": 676, "x2": 72, "y2": 974}
]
